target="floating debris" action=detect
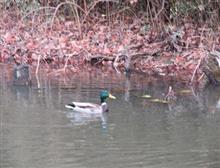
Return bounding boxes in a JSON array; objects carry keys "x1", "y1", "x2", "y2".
[
  {"x1": 150, "y1": 99, "x2": 169, "y2": 104},
  {"x1": 141, "y1": 94, "x2": 152, "y2": 98},
  {"x1": 59, "y1": 86, "x2": 77, "y2": 90},
  {"x1": 177, "y1": 89, "x2": 192, "y2": 94}
]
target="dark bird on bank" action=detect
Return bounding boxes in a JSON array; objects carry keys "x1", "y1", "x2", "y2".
[{"x1": 13, "y1": 58, "x2": 31, "y2": 86}]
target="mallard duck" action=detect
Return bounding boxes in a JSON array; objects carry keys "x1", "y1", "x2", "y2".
[{"x1": 65, "y1": 90, "x2": 116, "y2": 114}]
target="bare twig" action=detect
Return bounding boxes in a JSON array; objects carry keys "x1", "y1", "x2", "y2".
[
  {"x1": 154, "y1": 0, "x2": 165, "y2": 20},
  {"x1": 63, "y1": 54, "x2": 71, "y2": 73},
  {"x1": 165, "y1": 86, "x2": 176, "y2": 102},
  {"x1": 36, "y1": 54, "x2": 41, "y2": 75},
  {"x1": 50, "y1": 1, "x2": 85, "y2": 38},
  {"x1": 113, "y1": 53, "x2": 121, "y2": 73},
  {"x1": 82, "y1": 0, "x2": 118, "y2": 24},
  {"x1": 21, "y1": 6, "x2": 56, "y2": 21},
  {"x1": 190, "y1": 50, "x2": 207, "y2": 83}
]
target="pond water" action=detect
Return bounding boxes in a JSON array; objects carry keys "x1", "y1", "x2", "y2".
[{"x1": 1, "y1": 68, "x2": 220, "y2": 168}]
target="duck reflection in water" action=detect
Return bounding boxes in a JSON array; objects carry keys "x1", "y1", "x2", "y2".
[{"x1": 66, "y1": 111, "x2": 108, "y2": 128}]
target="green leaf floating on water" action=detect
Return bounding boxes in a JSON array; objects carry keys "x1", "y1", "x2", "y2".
[
  {"x1": 141, "y1": 94, "x2": 152, "y2": 98},
  {"x1": 150, "y1": 99, "x2": 169, "y2": 104}
]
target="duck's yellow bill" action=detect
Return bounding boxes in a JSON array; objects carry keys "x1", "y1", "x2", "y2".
[{"x1": 109, "y1": 93, "x2": 116, "y2": 99}]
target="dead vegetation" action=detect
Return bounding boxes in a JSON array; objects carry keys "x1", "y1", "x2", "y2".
[{"x1": 1, "y1": 0, "x2": 220, "y2": 86}]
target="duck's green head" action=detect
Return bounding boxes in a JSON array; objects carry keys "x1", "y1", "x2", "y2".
[{"x1": 100, "y1": 90, "x2": 116, "y2": 103}]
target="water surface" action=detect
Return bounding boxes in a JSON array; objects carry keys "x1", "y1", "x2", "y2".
[{"x1": 1, "y1": 70, "x2": 220, "y2": 168}]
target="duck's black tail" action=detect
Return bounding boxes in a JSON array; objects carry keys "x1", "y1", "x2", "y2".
[{"x1": 65, "y1": 104, "x2": 75, "y2": 110}]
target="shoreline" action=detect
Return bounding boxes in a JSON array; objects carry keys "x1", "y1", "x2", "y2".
[{"x1": 1, "y1": 15, "x2": 219, "y2": 87}]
